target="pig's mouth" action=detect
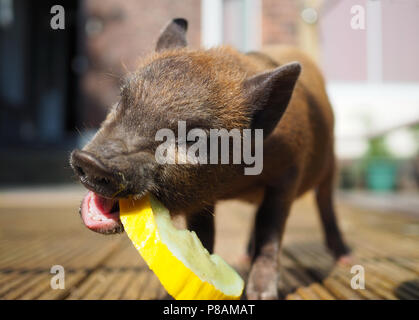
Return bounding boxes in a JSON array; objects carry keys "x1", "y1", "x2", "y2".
[{"x1": 79, "y1": 191, "x2": 123, "y2": 234}]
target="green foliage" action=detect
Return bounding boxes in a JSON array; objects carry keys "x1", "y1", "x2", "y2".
[
  {"x1": 409, "y1": 124, "x2": 419, "y2": 154},
  {"x1": 364, "y1": 136, "x2": 393, "y2": 159},
  {"x1": 360, "y1": 135, "x2": 397, "y2": 191}
]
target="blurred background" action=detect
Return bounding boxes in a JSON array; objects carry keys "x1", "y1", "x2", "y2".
[{"x1": 1, "y1": 0, "x2": 418, "y2": 214}]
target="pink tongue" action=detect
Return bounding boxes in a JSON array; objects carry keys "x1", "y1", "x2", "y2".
[
  {"x1": 92, "y1": 192, "x2": 115, "y2": 213},
  {"x1": 80, "y1": 191, "x2": 120, "y2": 232}
]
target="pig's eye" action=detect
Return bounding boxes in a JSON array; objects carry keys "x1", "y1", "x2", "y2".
[
  {"x1": 184, "y1": 128, "x2": 211, "y2": 146},
  {"x1": 114, "y1": 101, "x2": 122, "y2": 112},
  {"x1": 186, "y1": 138, "x2": 198, "y2": 146}
]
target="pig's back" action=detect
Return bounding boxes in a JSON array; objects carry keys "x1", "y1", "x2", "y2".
[
  {"x1": 250, "y1": 45, "x2": 336, "y2": 195},
  {"x1": 260, "y1": 45, "x2": 334, "y2": 129}
]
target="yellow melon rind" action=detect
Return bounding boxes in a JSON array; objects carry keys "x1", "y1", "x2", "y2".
[{"x1": 120, "y1": 195, "x2": 244, "y2": 300}]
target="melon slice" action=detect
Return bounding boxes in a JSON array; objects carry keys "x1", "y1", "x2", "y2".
[{"x1": 119, "y1": 194, "x2": 244, "y2": 300}]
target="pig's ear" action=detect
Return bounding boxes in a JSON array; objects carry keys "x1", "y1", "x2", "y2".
[
  {"x1": 244, "y1": 62, "x2": 301, "y2": 137},
  {"x1": 156, "y1": 18, "x2": 188, "y2": 52}
]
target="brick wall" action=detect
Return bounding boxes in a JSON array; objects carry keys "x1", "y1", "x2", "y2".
[
  {"x1": 80, "y1": 0, "x2": 299, "y2": 127},
  {"x1": 261, "y1": 0, "x2": 299, "y2": 46},
  {"x1": 81, "y1": 0, "x2": 201, "y2": 127}
]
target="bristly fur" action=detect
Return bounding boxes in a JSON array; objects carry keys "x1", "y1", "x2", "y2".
[
  {"x1": 122, "y1": 46, "x2": 265, "y2": 131},
  {"x1": 71, "y1": 19, "x2": 349, "y2": 300}
]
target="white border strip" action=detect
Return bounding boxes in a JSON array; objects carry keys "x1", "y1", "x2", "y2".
[
  {"x1": 201, "y1": 0, "x2": 223, "y2": 48},
  {"x1": 366, "y1": 0, "x2": 383, "y2": 82},
  {"x1": 243, "y1": 0, "x2": 262, "y2": 52}
]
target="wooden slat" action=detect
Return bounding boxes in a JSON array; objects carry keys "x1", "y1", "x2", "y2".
[{"x1": 1, "y1": 189, "x2": 418, "y2": 300}]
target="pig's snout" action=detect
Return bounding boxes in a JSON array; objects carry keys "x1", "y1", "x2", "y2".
[{"x1": 70, "y1": 149, "x2": 123, "y2": 197}]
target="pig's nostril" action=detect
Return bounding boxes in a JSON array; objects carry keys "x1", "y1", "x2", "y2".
[
  {"x1": 71, "y1": 150, "x2": 121, "y2": 196},
  {"x1": 99, "y1": 178, "x2": 111, "y2": 185},
  {"x1": 75, "y1": 166, "x2": 85, "y2": 178}
]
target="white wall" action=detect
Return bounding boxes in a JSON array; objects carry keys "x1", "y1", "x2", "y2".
[
  {"x1": 328, "y1": 82, "x2": 419, "y2": 159},
  {"x1": 201, "y1": 0, "x2": 261, "y2": 51},
  {"x1": 201, "y1": 0, "x2": 223, "y2": 48}
]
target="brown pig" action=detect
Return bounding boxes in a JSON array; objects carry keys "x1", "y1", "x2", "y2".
[{"x1": 70, "y1": 18, "x2": 349, "y2": 300}]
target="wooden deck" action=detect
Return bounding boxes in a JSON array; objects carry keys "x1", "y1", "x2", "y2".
[{"x1": 1, "y1": 186, "x2": 419, "y2": 300}]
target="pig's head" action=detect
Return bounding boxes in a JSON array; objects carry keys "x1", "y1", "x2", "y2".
[{"x1": 70, "y1": 18, "x2": 301, "y2": 234}]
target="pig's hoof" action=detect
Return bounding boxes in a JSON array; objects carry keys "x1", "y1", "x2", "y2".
[
  {"x1": 246, "y1": 256, "x2": 278, "y2": 300},
  {"x1": 337, "y1": 254, "x2": 354, "y2": 266},
  {"x1": 327, "y1": 240, "x2": 351, "y2": 261},
  {"x1": 237, "y1": 253, "x2": 251, "y2": 268}
]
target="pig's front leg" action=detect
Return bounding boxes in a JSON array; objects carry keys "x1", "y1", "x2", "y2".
[
  {"x1": 246, "y1": 186, "x2": 293, "y2": 300},
  {"x1": 186, "y1": 205, "x2": 215, "y2": 253}
]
